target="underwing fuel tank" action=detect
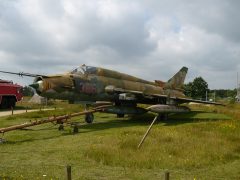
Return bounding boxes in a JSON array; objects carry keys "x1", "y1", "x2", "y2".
[
  {"x1": 101, "y1": 106, "x2": 147, "y2": 115},
  {"x1": 148, "y1": 105, "x2": 190, "y2": 113}
]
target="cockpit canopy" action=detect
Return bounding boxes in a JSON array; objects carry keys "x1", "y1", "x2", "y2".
[{"x1": 71, "y1": 65, "x2": 97, "y2": 75}]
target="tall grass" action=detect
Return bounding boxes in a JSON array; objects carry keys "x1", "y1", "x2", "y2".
[
  {"x1": 0, "y1": 103, "x2": 240, "y2": 179},
  {"x1": 189, "y1": 103, "x2": 240, "y2": 120},
  {"x1": 84, "y1": 121, "x2": 240, "y2": 170}
]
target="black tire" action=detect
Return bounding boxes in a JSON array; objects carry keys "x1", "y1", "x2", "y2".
[
  {"x1": 117, "y1": 114, "x2": 125, "y2": 118},
  {"x1": 85, "y1": 113, "x2": 94, "y2": 123},
  {"x1": 58, "y1": 124, "x2": 64, "y2": 131},
  {"x1": 73, "y1": 126, "x2": 79, "y2": 133},
  {"x1": 1, "y1": 97, "x2": 16, "y2": 109},
  {"x1": 1, "y1": 97, "x2": 8, "y2": 109},
  {"x1": 158, "y1": 114, "x2": 168, "y2": 121},
  {"x1": 9, "y1": 97, "x2": 16, "y2": 108}
]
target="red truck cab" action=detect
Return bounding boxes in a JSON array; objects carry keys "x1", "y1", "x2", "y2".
[{"x1": 0, "y1": 79, "x2": 23, "y2": 108}]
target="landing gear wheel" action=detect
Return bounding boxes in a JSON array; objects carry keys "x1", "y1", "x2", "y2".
[
  {"x1": 73, "y1": 126, "x2": 79, "y2": 133},
  {"x1": 58, "y1": 124, "x2": 64, "y2": 131},
  {"x1": 85, "y1": 113, "x2": 94, "y2": 123},
  {"x1": 158, "y1": 114, "x2": 168, "y2": 121},
  {"x1": 117, "y1": 114, "x2": 125, "y2": 118}
]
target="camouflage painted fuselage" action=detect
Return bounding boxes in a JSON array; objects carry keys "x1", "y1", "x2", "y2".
[{"x1": 38, "y1": 66, "x2": 185, "y2": 105}]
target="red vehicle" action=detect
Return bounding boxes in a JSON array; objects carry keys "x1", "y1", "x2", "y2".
[{"x1": 0, "y1": 79, "x2": 23, "y2": 108}]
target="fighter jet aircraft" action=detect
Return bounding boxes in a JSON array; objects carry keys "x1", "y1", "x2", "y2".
[{"x1": 0, "y1": 65, "x2": 222, "y2": 123}]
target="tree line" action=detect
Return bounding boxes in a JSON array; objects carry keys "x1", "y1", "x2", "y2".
[{"x1": 184, "y1": 77, "x2": 237, "y2": 101}]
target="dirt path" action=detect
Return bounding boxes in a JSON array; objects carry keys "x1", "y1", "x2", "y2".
[{"x1": 0, "y1": 108, "x2": 55, "y2": 117}]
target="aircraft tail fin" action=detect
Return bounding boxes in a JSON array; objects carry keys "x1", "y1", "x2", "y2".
[{"x1": 164, "y1": 67, "x2": 188, "y2": 91}]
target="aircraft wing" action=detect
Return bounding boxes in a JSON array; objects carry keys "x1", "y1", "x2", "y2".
[
  {"x1": 171, "y1": 97, "x2": 224, "y2": 106},
  {"x1": 106, "y1": 86, "x2": 223, "y2": 106},
  {"x1": 151, "y1": 94, "x2": 223, "y2": 105},
  {"x1": 105, "y1": 86, "x2": 144, "y2": 95}
]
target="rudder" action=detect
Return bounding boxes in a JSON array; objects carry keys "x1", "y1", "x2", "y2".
[{"x1": 164, "y1": 67, "x2": 188, "y2": 91}]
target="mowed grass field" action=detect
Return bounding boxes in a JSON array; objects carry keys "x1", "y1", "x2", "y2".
[{"x1": 0, "y1": 102, "x2": 240, "y2": 179}]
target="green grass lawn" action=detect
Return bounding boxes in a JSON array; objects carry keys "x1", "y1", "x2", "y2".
[{"x1": 0, "y1": 103, "x2": 240, "y2": 179}]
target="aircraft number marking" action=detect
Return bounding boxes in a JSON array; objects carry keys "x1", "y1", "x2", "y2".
[{"x1": 79, "y1": 83, "x2": 97, "y2": 94}]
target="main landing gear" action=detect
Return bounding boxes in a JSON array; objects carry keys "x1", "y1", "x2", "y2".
[
  {"x1": 117, "y1": 113, "x2": 125, "y2": 118},
  {"x1": 158, "y1": 114, "x2": 168, "y2": 121},
  {"x1": 85, "y1": 113, "x2": 94, "y2": 123}
]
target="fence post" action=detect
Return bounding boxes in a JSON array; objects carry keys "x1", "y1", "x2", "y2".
[
  {"x1": 11, "y1": 106, "x2": 14, "y2": 115},
  {"x1": 66, "y1": 165, "x2": 72, "y2": 180},
  {"x1": 165, "y1": 171, "x2": 170, "y2": 180}
]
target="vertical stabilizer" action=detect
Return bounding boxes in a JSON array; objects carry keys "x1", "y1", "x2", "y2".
[{"x1": 164, "y1": 67, "x2": 188, "y2": 91}]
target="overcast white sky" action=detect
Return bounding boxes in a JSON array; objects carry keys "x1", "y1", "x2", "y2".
[{"x1": 0, "y1": 0, "x2": 239, "y2": 89}]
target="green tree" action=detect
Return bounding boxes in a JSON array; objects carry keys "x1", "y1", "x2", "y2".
[
  {"x1": 209, "y1": 89, "x2": 237, "y2": 99},
  {"x1": 184, "y1": 82, "x2": 193, "y2": 97},
  {"x1": 184, "y1": 77, "x2": 208, "y2": 100}
]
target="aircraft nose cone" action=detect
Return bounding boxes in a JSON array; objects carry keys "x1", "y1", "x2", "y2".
[
  {"x1": 29, "y1": 83, "x2": 39, "y2": 90},
  {"x1": 29, "y1": 80, "x2": 43, "y2": 93}
]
